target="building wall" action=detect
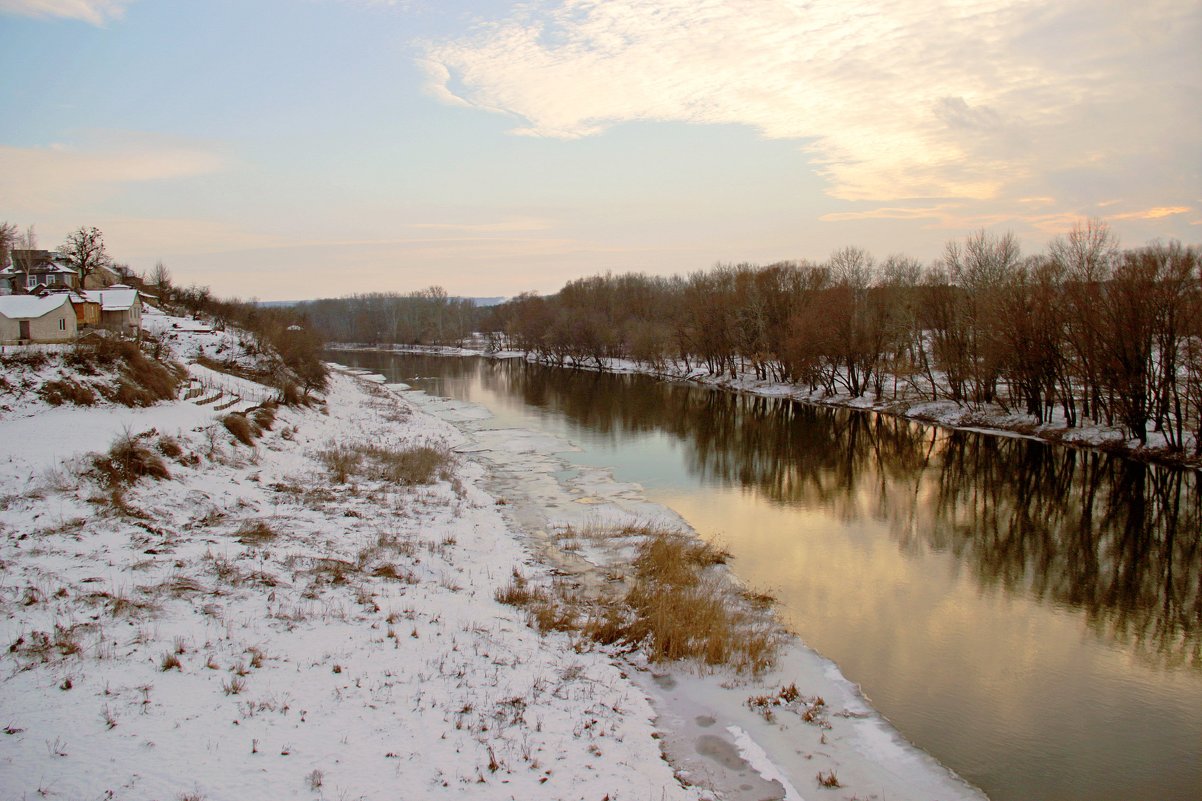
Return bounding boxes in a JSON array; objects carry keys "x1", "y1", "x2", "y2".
[
  {"x1": 75, "y1": 302, "x2": 101, "y2": 327},
  {"x1": 0, "y1": 309, "x2": 77, "y2": 344}
]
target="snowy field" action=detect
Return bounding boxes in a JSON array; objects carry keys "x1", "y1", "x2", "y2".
[{"x1": 0, "y1": 317, "x2": 986, "y2": 800}]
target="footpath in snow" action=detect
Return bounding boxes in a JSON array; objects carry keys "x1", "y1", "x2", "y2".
[{"x1": 0, "y1": 317, "x2": 986, "y2": 800}]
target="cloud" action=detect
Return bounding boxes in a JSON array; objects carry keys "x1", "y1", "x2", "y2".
[
  {"x1": 1107, "y1": 206, "x2": 1192, "y2": 221},
  {"x1": 423, "y1": 0, "x2": 1201, "y2": 207},
  {"x1": 0, "y1": 0, "x2": 133, "y2": 24},
  {"x1": 406, "y1": 217, "x2": 554, "y2": 233},
  {"x1": 0, "y1": 134, "x2": 226, "y2": 213},
  {"x1": 819, "y1": 203, "x2": 1084, "y2": 234}
]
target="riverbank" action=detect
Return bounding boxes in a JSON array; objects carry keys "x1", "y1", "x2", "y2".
[
  {"x1": 0, "y1": 319, "x2": 984, "y2": 800},
  {"x1": 0, "y1": 323, "x2": 693, "y2": 799},
  {"x1": 328, "y1": 342, "x2": 1202, "y2": 469}
]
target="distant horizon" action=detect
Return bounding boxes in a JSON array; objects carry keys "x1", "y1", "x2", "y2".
[{"x1": 2, "y1": 0, "x2": 1197, "y2": 302}]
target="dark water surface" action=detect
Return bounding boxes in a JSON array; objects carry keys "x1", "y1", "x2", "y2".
[{"x1": 335, "y1": 352, "x2": 1202, "y2": 801}]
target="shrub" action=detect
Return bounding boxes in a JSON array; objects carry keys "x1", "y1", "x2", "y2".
[
  {"x1": 92, "y1": 433, "x2": 171, "y2": 489},
  {"x1": 158, "y1": 435, "x2": 184, "y2": 458},
  {"x1": 222, "y1": 413, "x2": 257, "y2": 446},
  {"x1": 252, "y1": 403, "x2": 276, "y2": 431},
  {"x1": 39, "y1": 379, "x2": 97, "y2": 407},
  {"x1": 277, "y1": 381, "x2": 303, "y2": 406},
  {"x1": 68, "y1": 336, "x2": 183, "y2": 407}
]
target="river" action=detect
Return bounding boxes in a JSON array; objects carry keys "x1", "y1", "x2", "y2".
[{"x1": 333, "y1": 351, "x2": 1201, "y2": 801}]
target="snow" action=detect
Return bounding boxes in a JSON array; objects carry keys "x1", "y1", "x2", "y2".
[
  {"x1": 0, "y1": 294, "x2": 71, "y2": 320},
  {"x1": 82, "y1": 287, "x2": 139, "y2": 311},
  {"x1": 727, "y1": 726, "x2": 806, "y2": 801},
  {"x1": 0, "y1": 320, "x2": 988, "y2": 800}
]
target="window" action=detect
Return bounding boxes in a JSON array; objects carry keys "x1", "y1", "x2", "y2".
[
  {"x1": 59, "y1": 318, "x2": 67, "y2": 331},
  {"x1": 25, "y1": 274, "x2": 36, "y2": 289}
]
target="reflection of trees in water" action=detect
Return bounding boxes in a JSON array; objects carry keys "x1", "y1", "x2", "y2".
[
  {"x1": 346, "y1": 354, "x2": 1200, "y2": 668},
  {"x1": 925, "y1": 437, "x2": 1200, "y2": 668},
  {"x1": 469, "y1": 358, "x2": 1200, "y2": 669}
]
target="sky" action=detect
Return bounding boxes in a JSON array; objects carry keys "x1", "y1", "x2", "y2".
[{"x1": 1, "y1": 0, "x2": 1198, "y2": 301}]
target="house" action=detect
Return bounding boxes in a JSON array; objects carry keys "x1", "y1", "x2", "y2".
[
  {"x1": 0, "y1": 294, "x2": 79, "y2": 344},
  {"x1": 34, "y1": 287, "x2": 101, "y2": 329},
  {"x1": 82, "y1": 284, "x2": 141, "y2": 336},
  {"x1": 0, "y1": 250, "x2": 80, "y2": 295}
]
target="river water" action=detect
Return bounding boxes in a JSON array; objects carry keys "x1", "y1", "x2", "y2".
[{"x1": 333, "y1": 351, "x2": 1201, "y2": 801}]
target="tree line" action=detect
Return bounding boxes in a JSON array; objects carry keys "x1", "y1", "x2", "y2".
[
  {"x1": 477, "y1": 222, "x2": 1201, "y2": 455},
  {"x1": 296, "y1": 288, "x2": 481, "y2": 347}
]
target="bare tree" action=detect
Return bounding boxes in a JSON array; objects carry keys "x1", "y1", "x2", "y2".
[
  {"x1": 151, "y1": 260, "x2": 173, "y2": 300},
  {"x1": 0, "y1": 222, "x2": 17, "y2": 268},
  {"x1": 57, "y1": 226, "x2": 112, "y2": 287}
]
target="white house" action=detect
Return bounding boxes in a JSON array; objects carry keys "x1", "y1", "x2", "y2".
[
  {"x1": 82, "y1": 285, "x2": 142, "y2": 336},
  {"x1": 0, "y1": 294, "x2": 79, "y2": 344}
]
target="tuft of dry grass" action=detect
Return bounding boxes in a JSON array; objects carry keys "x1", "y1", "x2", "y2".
[
  {"x1": 252, "y1": 403, "x2": 277, "y2": 432},
  {"x1": 39, "y1": 379, "x2": 97, "y2": 407},
  {"x1": 494, "y1": 525, "x2": 779, "y2": 675},
  {"x1": 91, "y1": 433, "x2": 171, "y2": 490},
  {"x1": 494, "y1": 571, "x2": 547, "y2": 607},
  {"x1": 235, "y1": 521, "x2": 278, "y2": 546},
  {"x1": 158, "y1": 435, "x2": 184, "y2": 459},
  {"x1": 318, "y1": 444, "x2": 361, "y2": 484},
  {"x1": 317, "y1": 441, "x2": 454, "y2": 486},
  {"x1": 222, "y1": 413, "x2": 258, "y2": 446}
]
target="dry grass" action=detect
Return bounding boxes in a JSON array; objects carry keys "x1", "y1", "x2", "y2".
[
  {"x1": 235, "y1": 521, "x2": 278, "y2": 546},
  {"x1": 495, "y1": 525, "x2": 780, "y2": 674},
  {"x1": 158, "y1": 435, "x2": 184, "y2": 459},
  {"x1": 252, "y1": 403, "x2": 277, "y2": 432},
  {"x1": 317, "y1": 441, "x2": 454, "y2": 486},
  {"x1": 222, "y1": 413, "x2": 257, "y2": 446},
  {"x1": 38, "y1": 379, "x2": 97, "y2": 407},
  {"x1": 91, "y1": 433, "x2": 171, "y2": 490},
  {"x1": 67, "y1": 336, "x2": 184, "y2": 407},
  {"x1": 623, "y1": 529, "x2": 776, "y2": 672},
  {"x1": 0, "y1": 350, "x2": 50, "y2": 370}
]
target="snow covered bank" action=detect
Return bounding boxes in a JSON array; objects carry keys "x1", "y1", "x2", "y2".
[{"x1": 0, "y1": 331, "x2": 694, "y2": 799}]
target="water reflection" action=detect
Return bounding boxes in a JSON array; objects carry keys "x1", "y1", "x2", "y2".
[{"x1": 400, "y1": 354, "x2": 1200, "y2": 669}]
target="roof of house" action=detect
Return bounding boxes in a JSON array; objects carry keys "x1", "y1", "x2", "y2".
[
  {"x1": 3, "y1": 250, "x2": 76, "y2": 273},
  {"x1": 1, "y1": 262, "x2": 78, "y2": 277},
  {"x1": 83, "y1": 286, "x2": 139, "y2": 311},
  {"x1": 0, "y1": 293, "x2": 72, "y2": 320}
]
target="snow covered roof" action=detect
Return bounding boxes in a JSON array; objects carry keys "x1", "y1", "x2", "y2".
[
  {"x1": 1, "y1": 251, "x2": 77, "y2": 275},
  {"x1": 0, "y1": 293, "x2": 72, "y2": 320},
  {"x1": 83, "y1": 287, "x2": 139, "y2": 311}
]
